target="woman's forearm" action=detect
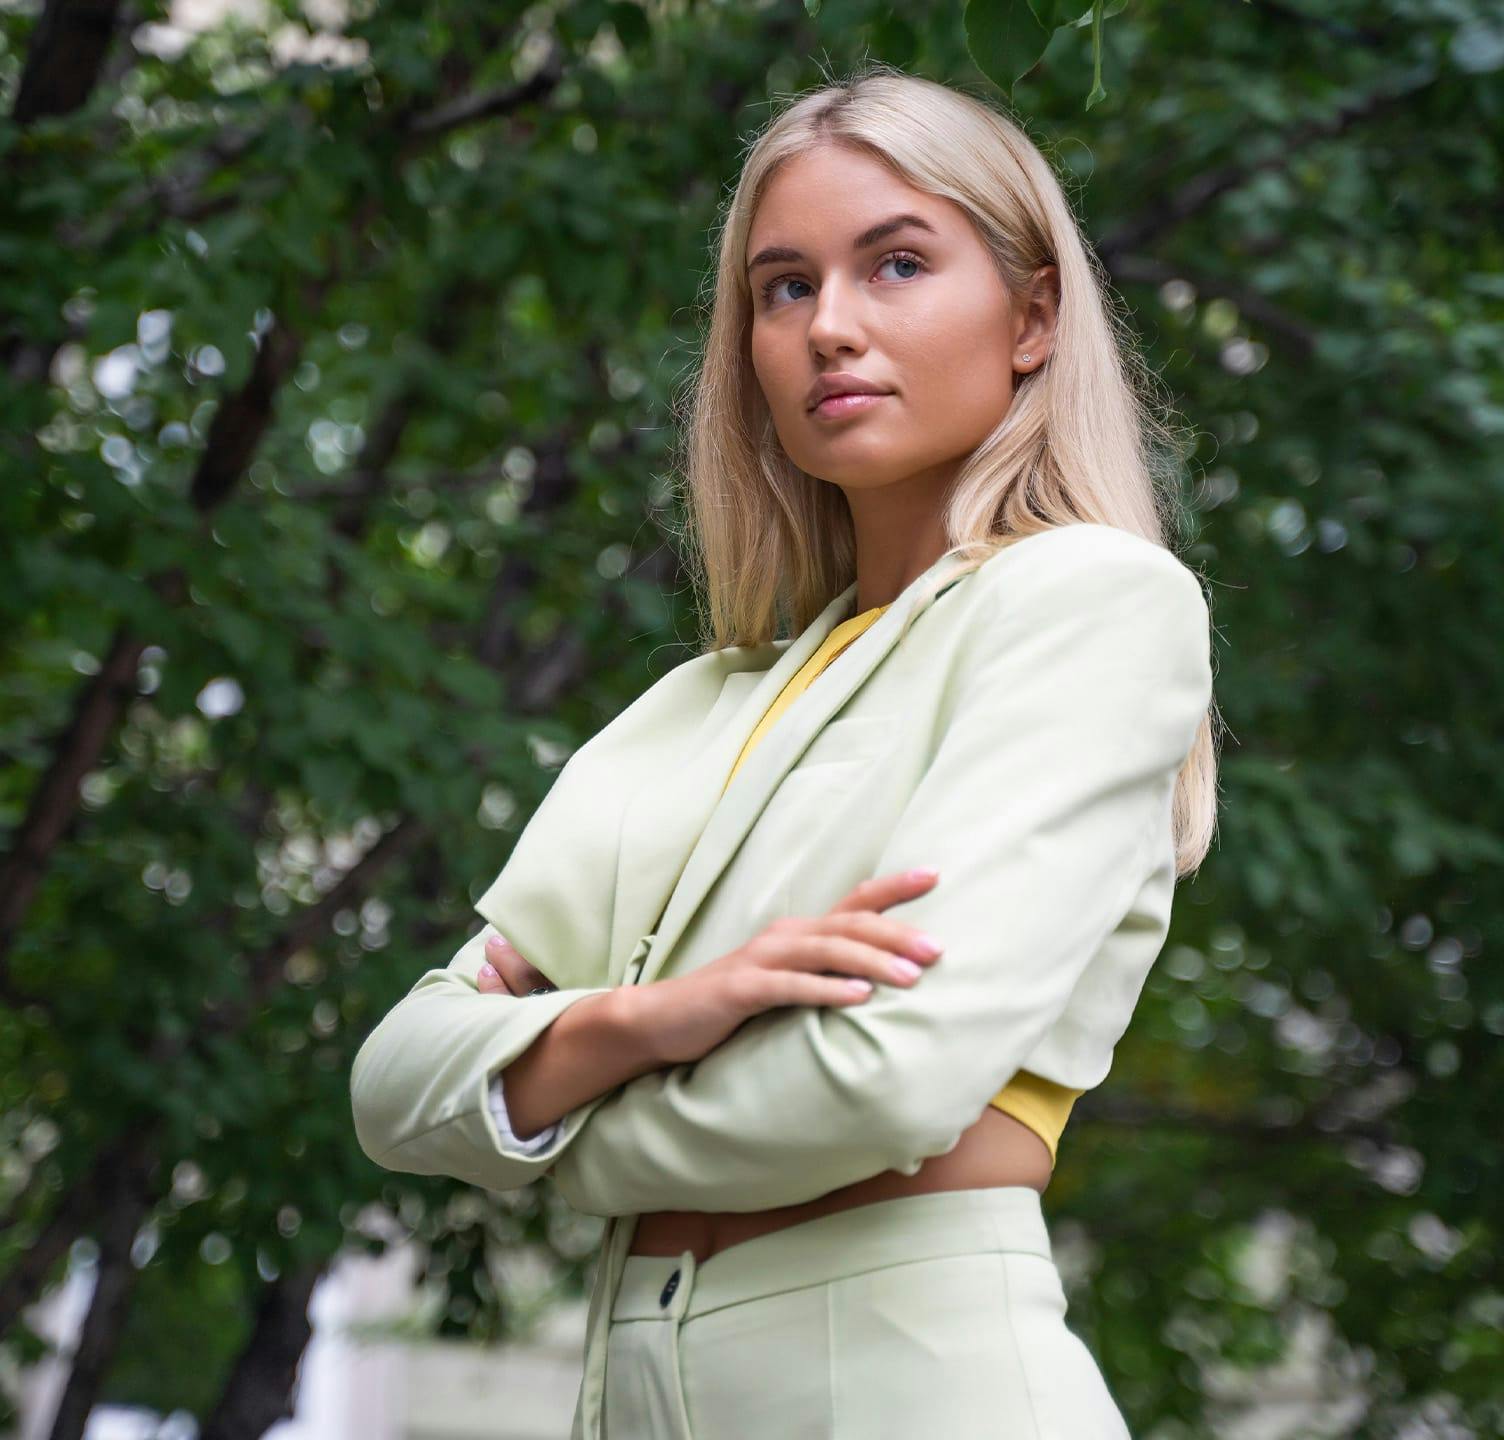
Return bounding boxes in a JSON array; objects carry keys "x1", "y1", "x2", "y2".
[{"x1": 498, "y1": 985, "x2": 665, "y2": 1139}]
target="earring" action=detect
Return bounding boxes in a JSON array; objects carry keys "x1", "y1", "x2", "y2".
[{"x1": 1021, "y1": 353, "x2": 1032, "y2": 362}]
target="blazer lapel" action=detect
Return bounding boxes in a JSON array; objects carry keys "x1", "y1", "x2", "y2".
[
  {"x1": 604, "y1": 582, "x2": 856, "y2": 986},
  {"x1": 627, "y1": 552, "x2": 975, "y2": 990}
]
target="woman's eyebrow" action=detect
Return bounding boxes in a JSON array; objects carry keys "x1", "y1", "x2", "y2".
[{"x1": 746, "y1": 213, "x2": 940, "y2": 275}]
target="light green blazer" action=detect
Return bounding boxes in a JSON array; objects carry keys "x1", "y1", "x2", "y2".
[{"x1": 349, "y1": 522, "x2": 1213, "y2": 1439}]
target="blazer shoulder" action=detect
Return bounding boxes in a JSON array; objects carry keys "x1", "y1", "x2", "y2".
[{"x1": 975, "y1": 523, "x2": 1207, "y2": 621}]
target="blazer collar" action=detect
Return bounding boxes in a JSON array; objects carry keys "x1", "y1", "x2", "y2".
[{"x1": 608, "y1": 551, "x2": 974, "y2": 988}]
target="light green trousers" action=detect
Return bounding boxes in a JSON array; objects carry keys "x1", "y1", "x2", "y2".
[{"x1": 601, "y1": 1186, "x2": 1132, "y2": 1438}]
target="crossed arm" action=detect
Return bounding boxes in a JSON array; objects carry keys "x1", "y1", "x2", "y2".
[
  {"x1": 545, "y1": 533, "x2": 1211, "y2": 1215},
  {"x1": 355, "y1": 531, "x2": 1211, "y2": 1211},
  {"x1": 349, "y1": 925, "x2": 627, "y2": 1193}
]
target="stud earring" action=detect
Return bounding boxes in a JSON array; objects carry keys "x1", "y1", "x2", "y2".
[{"x1": 1021, "y1": 353, "x2": 1032, "y2": 362}]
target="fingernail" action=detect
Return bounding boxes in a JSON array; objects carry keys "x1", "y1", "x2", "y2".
[
  {"x1": 479, "y1": 963, "x2": 498, "y2": 981},
  {"x1": 908, "y1": 867, "x2": 940, "y2": 881},
  {"x1": 486, "y1": 935, "x2": 506, "y2": 950},
  {"x1": 914, "y1": 934, "x2": 944, "y2": 957}
]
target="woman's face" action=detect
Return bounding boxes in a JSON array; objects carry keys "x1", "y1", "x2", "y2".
[{"x1": 745, "y1": 144, "x2": 1052, "y2": 505}]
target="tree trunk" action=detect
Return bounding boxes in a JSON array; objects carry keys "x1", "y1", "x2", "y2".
[{"x1": 199, "y1": 1261, "x2": 326, "y2": 1440}]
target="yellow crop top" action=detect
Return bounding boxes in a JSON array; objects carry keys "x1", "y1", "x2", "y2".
[{"x1": 720, "y1": 600, "x2": 1083, "y2": 1166}]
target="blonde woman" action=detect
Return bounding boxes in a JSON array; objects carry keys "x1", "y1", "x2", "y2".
[{"x1": 352, "y1": 63, "x2": 1219, "y2": 1439}]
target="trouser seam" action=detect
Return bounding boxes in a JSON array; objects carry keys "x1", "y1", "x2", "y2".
[
  {"x1": 825, "y1": 1277, "x2": 838, "y2": 1436},
  {"x1": 992, "y1": 1206, "x2": 1045, "y2": 1440}
]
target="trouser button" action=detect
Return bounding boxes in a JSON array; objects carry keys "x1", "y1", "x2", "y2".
[{"x1": 659, "y1": 1269, "x2": 681, "y2": 1308}]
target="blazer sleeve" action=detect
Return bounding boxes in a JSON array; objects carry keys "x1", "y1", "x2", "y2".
[
  {"x1": 548, "y1": 531, "x2": 1213, "y2": 1216},
  {"x1": 349, "y1": 923, "x2": 617, "y2": 1191}
]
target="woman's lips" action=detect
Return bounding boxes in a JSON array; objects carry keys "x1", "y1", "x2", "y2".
[{"x1": 811, "y1": 392, "x2": 892, "y2": 418}]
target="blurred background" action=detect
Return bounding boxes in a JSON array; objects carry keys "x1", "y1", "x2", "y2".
[{"x1": 2, "y1": 0, "x2": 1502, "y2": 1436}]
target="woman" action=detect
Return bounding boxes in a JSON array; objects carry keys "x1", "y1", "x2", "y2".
[{"x1": 351, "y1": 64, "x2": 1220, "y2": 1438}]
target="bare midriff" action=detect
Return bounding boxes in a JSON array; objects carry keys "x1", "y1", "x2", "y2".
[{"x1": 627, "y1": 1106, "x2": 1052, "y2": 1264}]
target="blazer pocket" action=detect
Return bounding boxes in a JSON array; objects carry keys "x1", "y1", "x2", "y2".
[
  {"x1": 785, "y1": 713, "x2": 893, "y2": 773},
  {"x1": 735, "y1": 715, "x2": 893, "y2": 922}
]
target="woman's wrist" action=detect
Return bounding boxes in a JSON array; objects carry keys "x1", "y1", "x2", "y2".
[
  {"x1": 498, "y1": 985, "x2": 668, "y2": 1139},
  {"x1": 610, "y1": 979, "x2": 674, "y2": 1069}
]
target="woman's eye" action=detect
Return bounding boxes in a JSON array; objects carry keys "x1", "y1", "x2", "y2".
[
  {"x1": 878, "y1": 252, "x2": 925, "y2": 282},
  {"x1": 761, "y1": 276, "x2": 811, "y2": 306},
  {"x1": 759, "y1": 250, "x2": 926, "y2": 308}
]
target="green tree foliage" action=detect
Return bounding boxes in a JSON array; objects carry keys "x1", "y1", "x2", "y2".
[{"x1": 1, "y1": 0, "x2": 1501, "y2": 1434}]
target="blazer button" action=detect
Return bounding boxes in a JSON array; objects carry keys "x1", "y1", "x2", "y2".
[{"x1": 659, "y1": 1269, "x2": 681, "y2": 1308}]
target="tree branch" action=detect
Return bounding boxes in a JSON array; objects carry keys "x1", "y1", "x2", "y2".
[
  {"x1": 10, "y1": 0, "x2": 124, "y2": 126},
  {"x1": 1096, "y1": 63, "x2": 1440, "y2": 266},
  {"x1": 1073, "y1": 1091, "x2": 1400, "y2": 1148},
  {"x1": 1106, "y1": 252, "x2": 1316, "y2": 358}
]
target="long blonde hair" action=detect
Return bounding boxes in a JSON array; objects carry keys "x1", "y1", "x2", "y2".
[{"x1": 664, "y1": 62, "x2": 1222, "y2": 878}]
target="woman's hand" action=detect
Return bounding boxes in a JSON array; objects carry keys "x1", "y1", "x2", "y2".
[
  {"x1": 474, "y1": 868, "x2": 943, "y2": 1064},
  {"x1": 636, "y1": 868, "x2": 945, "y2": 1066},
  {"x1": 477, "y1": 931, "x2": 556, "y2": 996}
]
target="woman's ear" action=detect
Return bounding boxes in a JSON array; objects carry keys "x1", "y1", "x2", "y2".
[{"x1": 1014, "y1": 264, "x2": 1060, "y2": 371}]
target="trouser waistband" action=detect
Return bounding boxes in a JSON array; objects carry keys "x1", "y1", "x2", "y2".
[{"x1": 611, "y1": 1185, "x2": 1053, "y2": 1324}]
